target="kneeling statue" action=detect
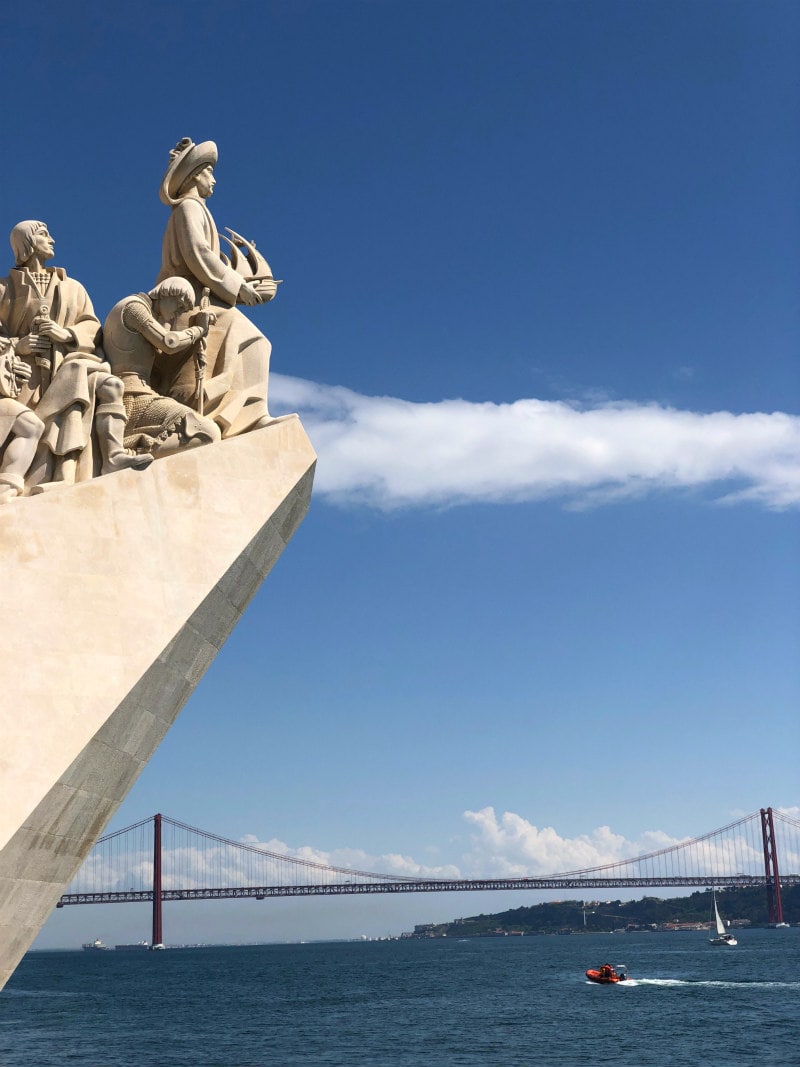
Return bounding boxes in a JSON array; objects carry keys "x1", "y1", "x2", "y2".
[{"x1": 103, "y1": 277, "x2": 221, "y2": 456}]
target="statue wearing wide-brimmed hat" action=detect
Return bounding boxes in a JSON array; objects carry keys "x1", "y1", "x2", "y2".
[{"x1": 154, "y1": 137, "x2": 284, "y2": 439}]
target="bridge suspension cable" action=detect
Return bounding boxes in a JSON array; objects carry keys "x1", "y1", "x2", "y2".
[{"x1": 58, "y1": 807, "x2": 799, "y2": 946}]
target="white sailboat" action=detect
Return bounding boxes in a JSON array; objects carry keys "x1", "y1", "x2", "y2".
[{"x1": 708, "y1": 890, "x2": 737, "y2": 946}]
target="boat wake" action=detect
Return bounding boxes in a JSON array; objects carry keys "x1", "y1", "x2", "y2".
[
  {"x1": 631, "y1": 978, "x2": 800, "y2": 989},
  {"x1": 1, "y1": 988, "x2": 82, "y2": 998},
  {"x1": 585, "y1": 978, "x2": 636, "y2": 987}
]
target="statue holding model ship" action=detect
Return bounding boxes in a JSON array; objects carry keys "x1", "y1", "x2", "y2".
[{"x1": 154, "y1": 137, "x2": 284, "y2": 439}]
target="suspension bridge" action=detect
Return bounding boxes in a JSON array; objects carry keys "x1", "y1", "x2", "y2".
[{"x1": 57, "y1": 807, "x2": 799, "y2": 947}]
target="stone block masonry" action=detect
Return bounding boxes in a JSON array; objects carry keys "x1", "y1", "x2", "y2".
[{"x1": 0, "y1": 418, "x2": 315, "y2": 988}]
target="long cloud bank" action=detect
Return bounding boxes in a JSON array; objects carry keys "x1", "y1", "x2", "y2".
[
  {"x1": 270, "y1": 375, "x2": 800, "y2": 510},
  {"x1": 243, "y1": 804, "x2": 800, "y2": 881},
  {"x1": 461, "y1": 805, "x2": 800, "y2": 879},
  {"x1": 72, "y1": 806, "x2": 799, "y2": 891},
  {"x1": 238, "y1": 813, "x2": 685, "y2": 881}
]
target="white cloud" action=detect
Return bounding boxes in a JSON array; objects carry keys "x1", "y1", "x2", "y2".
[
  {"x1": 459, "y1": 806, "x2": 682, "y2": 877},
  {"x1": 270, "y1": 374, "x2": 800, "y2": 511},
  {"x1": 459, "y1": 806, "x2": 775, "y2": 880},
  {"x1": 236, "y1": 836, "x2": 461, "y2": 881},
  {"x1": 68, "y1": 842, "x2": 457, "y2": 893}
]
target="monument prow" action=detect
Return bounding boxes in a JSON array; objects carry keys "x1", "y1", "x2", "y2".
[{"x1": 0, "y1": 417, "x2": 315, "y2": 987}]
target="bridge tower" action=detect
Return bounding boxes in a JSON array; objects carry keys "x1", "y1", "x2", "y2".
[
  {"x1": 760, "y1": 807, "x2": 784, "y2": 925},
  {"x1": 152, "y1": 814, "x2": 163, "y2": 949}
]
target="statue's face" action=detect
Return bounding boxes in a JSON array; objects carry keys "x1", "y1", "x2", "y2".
[
  {"x1": 157, "y1": 295, "x2": 185, "y2": 327},
  {"x1": 194, "y1": 165, "x2": 216, "y2": 199},
  {"x1": 30, "y1": 228, "x2": 55, "y2": 261}
]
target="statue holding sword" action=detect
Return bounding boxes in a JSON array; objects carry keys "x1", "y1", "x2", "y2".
[{"x1": 103, "y1": 277, "x2": 221, "y2": 457}]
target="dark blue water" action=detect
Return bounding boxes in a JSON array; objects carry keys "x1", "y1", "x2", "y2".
[{"x1": 1, "y1": 930, "x2": 798, "y2": 1066}]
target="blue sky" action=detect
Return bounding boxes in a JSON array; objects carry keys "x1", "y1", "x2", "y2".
[{"x1": 11, "y1": 0, "x2": 799, "y2": 945}]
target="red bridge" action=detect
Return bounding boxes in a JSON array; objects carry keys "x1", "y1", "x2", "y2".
[{"x1": 57, "y1": 807, "x2": 799, "y2": 946}]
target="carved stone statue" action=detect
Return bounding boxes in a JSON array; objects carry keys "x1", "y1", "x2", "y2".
[
  {"x1": 0, "y1": 142, "x2": 293, "y2": 502},
  {"x1": 0, "y1": 344, "x2": 43, "y2": 503},
  {"x1": 103, "y1": 277, "x2": 221, "y2": 457},
  {"x1": 0, "y1": 221, "x2": 152, "y2": 489},
  {"x1": 155, "y1": 138, "x2": 281, "y2": 438}
]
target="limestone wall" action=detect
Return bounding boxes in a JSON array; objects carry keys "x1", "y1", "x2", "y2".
[{"x1": 0, "y1": 419, "x2": 315, "y2": 988}]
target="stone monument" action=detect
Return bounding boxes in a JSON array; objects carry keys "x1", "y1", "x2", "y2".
[{"x1": 0, "y1": 139, "x2": 316, "y2": 989}]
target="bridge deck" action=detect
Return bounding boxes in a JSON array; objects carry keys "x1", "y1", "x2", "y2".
[{"x1": 58, "y1": 873, "x2": 800, "y2": 906}]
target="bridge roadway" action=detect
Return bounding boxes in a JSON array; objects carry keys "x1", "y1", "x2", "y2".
[{"x1": 57, "y1": 873, "x2": 800, "y2": 907}]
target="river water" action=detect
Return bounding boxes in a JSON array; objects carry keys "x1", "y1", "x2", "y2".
[{"x1": 1, "y1": 929, "x2": 798, "y2": 1065}]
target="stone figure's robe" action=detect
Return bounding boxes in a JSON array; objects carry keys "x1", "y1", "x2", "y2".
[
  {"x1": 0, "y1": 347, "x2": 42, "y2": 489},
  {"x1": 155, "y1": 198, "x2": 271, "y2": 438},
  {"x1": 0, "y1": 267, "x2": 110, "y2": 483}
]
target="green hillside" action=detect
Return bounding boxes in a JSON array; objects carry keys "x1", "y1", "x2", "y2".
[{"x1": 410, "y1": 885, "x2": 800, "y2": 937}]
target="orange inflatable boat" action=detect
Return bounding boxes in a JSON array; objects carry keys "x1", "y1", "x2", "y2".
[{"x1": 586, "y1": 963, "x2": 628, "y2": 984}]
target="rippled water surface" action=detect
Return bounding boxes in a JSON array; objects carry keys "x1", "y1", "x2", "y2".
[{"x1": 1, "y1": 929, "x2": 798, "y2": 1065}]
